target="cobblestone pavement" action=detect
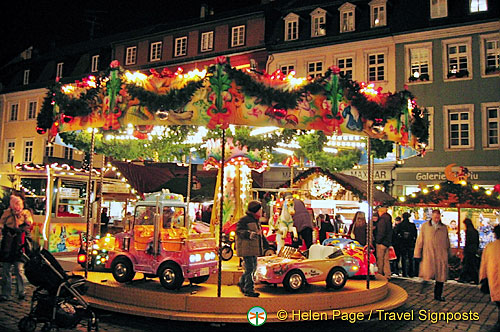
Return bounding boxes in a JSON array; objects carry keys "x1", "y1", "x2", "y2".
[{"x1": 1, "y1": 272, "x2": 498, "y2": 332}]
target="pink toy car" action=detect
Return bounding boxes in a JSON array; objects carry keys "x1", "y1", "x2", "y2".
[
  {"x1": 105, "y1": 191, "x2": 218, "y2": 290},
  {"x1": 255, "y1": 244, "x2": 360, "y2": 292}
]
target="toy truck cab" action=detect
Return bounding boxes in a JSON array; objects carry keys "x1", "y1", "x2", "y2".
[{"x1": 105, "y1": 190, "x2": 218, "y2": 290}]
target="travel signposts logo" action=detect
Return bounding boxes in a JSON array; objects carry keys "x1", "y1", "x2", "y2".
[{"x1": 247, "y1": 306, "x2": 267, "y2": 326}]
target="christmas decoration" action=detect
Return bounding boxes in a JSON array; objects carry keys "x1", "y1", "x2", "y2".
[{"x1": 37, "y1": 58, "x2": 428, "y2": 152}]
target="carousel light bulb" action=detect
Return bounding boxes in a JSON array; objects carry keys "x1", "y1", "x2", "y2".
[
  {"x1": 422, "y1": 188, "x2": 429, "y2": 194},
  {"x1": 485, "y1": 190, "x2": 492, "y2": 195},
  {"x1": 434, "y1": 184, "x2": 440, "y2": 190},
  {"x1": 399, "y1": 196, "x2": 406, "y2": 202},
  {"x1": 460, "y1": 180, "x2": 467, "y2": 186},
  {"x1": 473, "y1": 184, "x2": 479, "y2": 190}
]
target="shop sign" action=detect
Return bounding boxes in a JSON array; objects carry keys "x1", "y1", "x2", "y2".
[
  {"x1": 103, "y1": 183, "x2": 130, "y2": 194},
  {"x1": 343, "y1": 169, "x2": 392, "y2": 181},
  {"x1": 59, "y1": 187, "x2": 80, "y2": 199}
]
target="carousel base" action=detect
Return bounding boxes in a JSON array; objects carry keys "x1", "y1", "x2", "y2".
[{"x1": 78, "y1": 258, "x2": 407, "y2": 323}]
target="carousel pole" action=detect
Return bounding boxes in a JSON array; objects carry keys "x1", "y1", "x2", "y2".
[
  {"x1": 217, "y1": 130, "x2": 225, "y2": 297},
  {"x1": 290, "y1": 163, "x2": 294, "y2": 188},
  {"x1": 85, "y1": 128, "x2": 96, "y2": 279},
  {"x1": 186, "y1": 149, "x2": 193, "y2": 229},
  {"x1": 366, "y1": 138, "x2": 373, "y2": 289},
  {"x1": 96, "y1": 155, "x2": 105, "y2": 236}
]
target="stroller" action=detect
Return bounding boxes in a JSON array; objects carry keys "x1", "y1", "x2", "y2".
[{"x1": 18, "y1": 238, "x2": 98, "y2": 332}]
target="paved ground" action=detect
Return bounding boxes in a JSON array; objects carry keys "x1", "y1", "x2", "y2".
[{"x1": 1, "y1": 262, "x2": 498, "y2": 332}]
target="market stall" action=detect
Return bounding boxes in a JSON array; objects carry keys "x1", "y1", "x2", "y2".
[{"x1": 394, "y1": 180, "x2": 500, "y2": 250}]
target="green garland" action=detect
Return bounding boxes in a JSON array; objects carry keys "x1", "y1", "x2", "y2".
[{"x1": 403, "y1": 181, "x2": 500, "y2": 207}]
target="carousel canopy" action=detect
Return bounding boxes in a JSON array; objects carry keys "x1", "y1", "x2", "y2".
[{"x1": 37, "y1": 58, "x2": 428, "y2": 153}]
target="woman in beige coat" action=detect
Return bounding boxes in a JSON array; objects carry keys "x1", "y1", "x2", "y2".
[
  {"x1": 414, "y1": 209, "x2": 451, "y2": 301},
  {"x1": 479, "y1": 225, "x2": 500, "y2": 329}
]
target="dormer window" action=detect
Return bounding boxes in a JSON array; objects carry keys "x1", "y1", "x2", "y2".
[
  {"x1": 284, "y1": 13, "x2": 299, "y2": 41},
  {"x1": 339, "y1": 3, "x2": 356, "y2": 33},
  {"x1": 369, "y1": 0, "x2": 387, "y2": 28},
  {"x1": 430, "y1": 0, "x2": 447, "y2": 19},
  {"x1": 470, "y1": 0, "x2": 487, "y2": 13},
  {"x1": 310, "y1": 8, "x2": 326, "y2": 37}
]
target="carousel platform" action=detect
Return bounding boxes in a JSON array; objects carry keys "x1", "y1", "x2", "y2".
[{"x1": 77, "y1": 257, "x2": 407, "y2": 323}]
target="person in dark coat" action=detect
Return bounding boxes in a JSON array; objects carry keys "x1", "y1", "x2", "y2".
[
  {"x1": 286, "y1": 194, "x2": 314, "y2": 249},
  {"x1": 459, "y1": 218, "x2": 479, "y2": 284},
  {"x1": 318, "y1": 214, "x2": 334, "y2": 245},
  {"x1": 391, "y1": 216, "x2": 402, "y2": 276},
  {"x1": 348, "y1": 211, "x2": 367, "y2": 246},
  {"x1": 333, "y1": 214, "x2": 344, "y2": 234},
  {"x1": 236, "y1": 200, "x2": 263, "y2": 297},
  {"x1": 375, "y1": 206, "x2": 393, "y2": 278},
  {"x1": 394, "y1": 212, "x2": 417, "y2": 277}
]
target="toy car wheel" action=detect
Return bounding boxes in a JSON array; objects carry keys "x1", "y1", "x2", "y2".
[
  {"x1": 189, "y1": 275, "x2": 210, "y2": 284},
  {"x1": 283, "y1": 270, "x2": 305, "y2": 292},
  {"x1": 220, "y1": 246, "x2": 233, "y2": 261},
  {"x1": 111, "y1": 257, "x2": 135, "y2": 283},
  {"x1": 18, "y1": 317, "x2": 36, "y2": 332},
  {"x1": 158, "y1": 263, "x2": 184, "y2": 290},
  {"x1": 41, "y1": 323, "x2": 59, "y2": 332},
  {"x1": 264, "y1": 248, "x2": 276, "y2": 256},
  {"x1": 326, "y1": 267, "x2": 347, "y2": 290}
]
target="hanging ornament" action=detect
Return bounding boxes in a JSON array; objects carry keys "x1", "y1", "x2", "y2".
[
  {"x1": 156, "y1": 110, "x2": 170, "y2": 120},
  {"x1": 36, "y1": 127, "x2": 47, "y2": 135}
]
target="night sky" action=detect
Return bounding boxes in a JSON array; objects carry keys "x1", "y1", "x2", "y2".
[{"x1": 0, "y1": 0, "x2": 262, "y2": 65}]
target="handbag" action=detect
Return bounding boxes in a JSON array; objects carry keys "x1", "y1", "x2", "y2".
[
  {"x1": 388, "y1": 246, "x2": 397, "y2": 260},
  {"x1": 480, "y1": 278, "x2": 490, "y2": 294}
]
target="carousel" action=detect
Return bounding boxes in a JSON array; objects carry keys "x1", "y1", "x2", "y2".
[{"x1": 32, "y1": 57, "x2": 430, "y2": 322}]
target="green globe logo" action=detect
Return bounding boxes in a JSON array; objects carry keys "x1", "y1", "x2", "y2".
[{"x1": 247, "y1": 306, "x2": 267, "y2": 326}]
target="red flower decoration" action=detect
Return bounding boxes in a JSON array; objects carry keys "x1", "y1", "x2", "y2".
[
  {"x1": 215, "y1": 56, "x2": 227, "y2": 65},
  {"x1": 329, "y1": 66, "x2": 340, "y2": 75},
  {"x1": 110, "y1": 60, "x2": 120, "y2": 68}
]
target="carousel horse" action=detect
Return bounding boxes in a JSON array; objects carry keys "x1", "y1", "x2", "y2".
[{"x1": 270, "y1": 197, "x2": 298, "y2": 252}]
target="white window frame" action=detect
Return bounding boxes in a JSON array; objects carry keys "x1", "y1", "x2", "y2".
[
  {"x1": 404, "y1": 42, "x2": 433, "y2": 84},
  {"x1": 482, "y1": 102, "x2": 500, "y2": 149},
  {"x1": 279, "y1": 64, "x2": 295, "y2": 75},
  {"x1": 56, "y1": 62, "x2": 64, "y2": 78},
  {"x1": 284, "y1": 13, "x2": 299, "y2": 41},
  {"x1": 91, "y1": 55, "x2": 99, "y2": 72},
  {"x1": 335, "y1": 55, "x2": 354, "y2": 78},
  {"x1": 23, "y1": 139, "x2": 34, "y2": 163},
  {"x1": 231, "y1": 25, "x2": 245, "y2": 47},
  {"x1": 307, "y1": 60, "x2": 323, "y2": 78},
  {"x1": 27, "y1": 100, "x2": 37, "y2": 120},
  {"x1": 200, "y1": 31, "x2": 214, "y2": 52},
  {"x1": 339, "y1": 3, "x2": 356, "y2": 33},
  {"x1": 369, "y1": 0, "x2": 387, "y2": 28},
  {"x1": 443, "y1": 104, "x2": 474, "y2": 151},
  {"x1": 430, "y1": 0, "x2": 447, "y2": 19},
  {"x1": 150, "y1": 41, "x2": 163, "y2": 61},
  {"x1": 23, "y1": 69, "x2": 30, "y2": 85},
  {"x1": 442, "y1": 37, "x2": 472, "y2": 81},
  {"x1": 470, "y1": 0, "x2": 487, "y2": 13},
  {"x1": 480, "y1": 33, "x2": 500, "y2": 77},
  {"x1": 6, "y1": 140, "x2": 15, "y2": 163},
  {"x1": 424, "y1": 107, "x2": 434, "y2": 151},
  {"x1": 9, "y1": 103, "x2": 19, "y2": 121},
  {"x1": 310, "y1": 8, "x2": 327, "y2": 37},
  {"x1": 366, "y1": 51, "x2": 387, "y2": 82},
  {"x1": 45, "y1": 140, "x2": 54, "y2": 157},
  {"x1": 174, "y1": 37, "x2": 187, "y2": 57},
  {"x1": 125, "y1": 46, "x2": 137, "y2": 65}
]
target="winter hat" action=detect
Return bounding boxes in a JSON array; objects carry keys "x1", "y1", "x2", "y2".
[{"x1": 247, "y1": 200, "x2": 262, "y2": 213}]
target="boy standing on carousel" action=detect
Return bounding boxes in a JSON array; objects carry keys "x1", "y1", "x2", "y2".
[{"x1": 236, "y1": 201, "x2": 263, "y2": 297}]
